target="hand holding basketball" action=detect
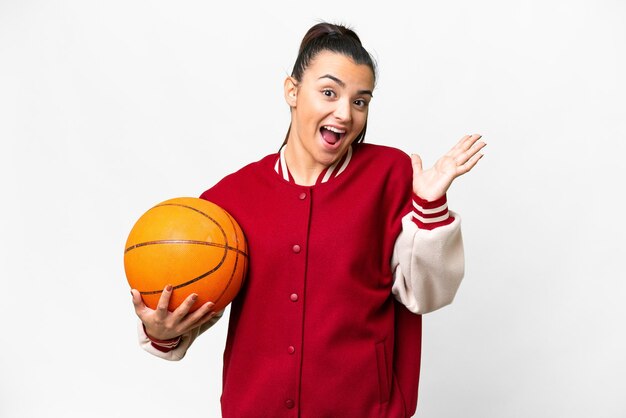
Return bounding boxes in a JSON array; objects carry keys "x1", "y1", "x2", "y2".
[
  {"x1": 131, "y1": 286, "x2": 218, "y2": 341},
  {"x1": 124, "y1": 197, "x2": 249, "y2": 313},
  {"x1": 125, "y1": 197, "x2": 249, "y2": 340}
]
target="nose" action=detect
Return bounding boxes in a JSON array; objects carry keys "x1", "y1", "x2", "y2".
[{"x1": 333, "y1": 98, "x2": 352, "y2": 122}]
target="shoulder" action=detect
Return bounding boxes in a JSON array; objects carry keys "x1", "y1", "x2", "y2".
[
  {"x1": 228, "y1": 153, "x2": 277, "y2": 178},
  {"x1": 355, "y1": 143, "x2": 410, "y2": 162},
  {"x1": 352, "y1": 143, "x2": 412, "y2": 176},
  {"x1": 349, "y1": 143, "x2": 413, "y2": 219},
  {"x1": 200, "y1": 153, "x2": 277, "y2": 200},
  {"x1": 214, "y1": 153, "x2": 276, "y2": 185}
]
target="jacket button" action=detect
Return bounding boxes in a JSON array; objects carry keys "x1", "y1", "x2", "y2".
[
  {"x1": 292, "y1": 244, "x2": 301, "y2": 253},
  {"x1": 285, "y1": 399, "x2": 295, "y2": 409},
  {"x1": 290, "y1": 293, "x2": 299, "y2": 302},
  {"x1": 298, "y1": 192, "x2": 307, "y2": 200},
  {"x1": 287, "y1": 345, "x2": 295, "y2": 354}
]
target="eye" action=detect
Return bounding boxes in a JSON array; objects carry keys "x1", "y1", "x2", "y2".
[
  {"x1": 354, "y1": 98, "x2": 369, "y2": 108},
  {"x1": 321, "y1": 89, "x2": 335, "y2": 98}
]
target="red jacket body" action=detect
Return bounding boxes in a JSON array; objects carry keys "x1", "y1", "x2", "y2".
[{"x1": 200, "y1": 144, "x2": 422, "y2": 417}]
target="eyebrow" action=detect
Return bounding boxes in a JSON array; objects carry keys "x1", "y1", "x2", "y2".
[{"x1": 319, "y1": 74, "x2": 373, "y2": 96}]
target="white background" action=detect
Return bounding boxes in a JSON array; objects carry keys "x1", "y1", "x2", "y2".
[{"x1": 1, "y1": 1, "x2": 625, "y2": 417}]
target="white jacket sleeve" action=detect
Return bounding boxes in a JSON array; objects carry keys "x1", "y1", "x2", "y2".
[
  {"x1": 391, "y1": 194, "x2": 465, "y2": 314},
  {"x1": 137, "y1": 309, "x2": 225, "y2": 361}
]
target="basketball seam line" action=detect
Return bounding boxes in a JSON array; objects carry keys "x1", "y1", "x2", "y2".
[
  {"x1": 134, "y1": 202, "x2": 248, "y2": 298},
  {"x1": 124, "y1": 239, "x2": 249, "y2": 257}
]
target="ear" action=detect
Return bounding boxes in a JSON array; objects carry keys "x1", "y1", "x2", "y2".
[{"x1": 284, "y1": 76, "x2": 298, "y2": 107}]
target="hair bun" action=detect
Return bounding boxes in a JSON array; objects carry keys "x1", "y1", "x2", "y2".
[{"x1": 291, "y1": 22, "x2": 374, "y2": 82}]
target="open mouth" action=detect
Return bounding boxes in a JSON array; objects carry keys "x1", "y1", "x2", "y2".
[{"x1": 320, "y1": 125, "x2": 346, "y2": 146}]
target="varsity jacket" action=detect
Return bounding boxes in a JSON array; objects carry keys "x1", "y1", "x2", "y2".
[{"x1": 137, "y1": 143, "x2": 464, "y2": 417}]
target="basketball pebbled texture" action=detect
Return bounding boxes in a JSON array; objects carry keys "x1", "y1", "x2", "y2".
[{"x1": 124, "y1": 197, "x2": 248, "y2": 312}]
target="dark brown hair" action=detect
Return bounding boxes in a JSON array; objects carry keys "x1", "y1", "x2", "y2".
[{"x1": 283, "y1": 22, "x2": 377, "y2": 147}]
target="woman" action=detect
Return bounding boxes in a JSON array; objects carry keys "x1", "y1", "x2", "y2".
[{"x1": 131, "y1": 22, "x2": 485, "y2": 417}]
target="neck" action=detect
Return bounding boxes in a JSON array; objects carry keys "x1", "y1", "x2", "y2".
[{"x1": 283, "y1": 143, "x2": 324, "y2": 186}]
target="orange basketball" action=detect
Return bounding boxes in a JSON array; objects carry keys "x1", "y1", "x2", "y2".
[{"x1": 124, "y1": 197, "x2": 248, "y2": 312}]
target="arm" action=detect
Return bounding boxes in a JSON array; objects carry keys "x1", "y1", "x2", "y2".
[
  {"x1": 391, "y1": 194, "x2": 464, "y2": 313},
  {"x1": 131, "y1": 286, "x2": 222, "y2": 361},
  {"x1": 391, "y1": 134, "x2": 485, "y2": 314},
  {"x1": 137, "y1": 310, "x2": 224, "y2": 361}
]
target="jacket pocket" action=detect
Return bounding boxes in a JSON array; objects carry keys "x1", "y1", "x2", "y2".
[{"x1": 375, "y1": 341, "x2": 390, "y2": 403}]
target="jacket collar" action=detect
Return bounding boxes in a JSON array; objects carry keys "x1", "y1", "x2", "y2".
[{"x1": 274, "y1": 145, "x2": 353, "y2": 185}]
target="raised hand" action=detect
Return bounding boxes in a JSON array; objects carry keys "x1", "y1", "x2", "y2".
[
  {"x1": 411, "y1": 134, "x2": 486, "y2": 201},
  {"x1": 131, "y1": 285, "x2": 217, "y2": 341}
]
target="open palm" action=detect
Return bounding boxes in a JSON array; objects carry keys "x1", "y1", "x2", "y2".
[{"x1": 412, "y1": 134, "x2": 486, "y2": 201}]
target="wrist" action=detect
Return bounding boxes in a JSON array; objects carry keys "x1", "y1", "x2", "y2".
[
  {"x1": 411, "y1": 193, "x2": 454, "y2": 230},
  {"x1": 142, "y1": 323, "x2": 182, "y2": 352}
]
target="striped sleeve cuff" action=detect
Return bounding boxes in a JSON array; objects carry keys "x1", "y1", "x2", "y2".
[
  {"x1": 411, "y1": 193, "x2": 455, "y2": 230},
  {"x1": 142, "y1": 324, "x2": 182, "y2": 353}
]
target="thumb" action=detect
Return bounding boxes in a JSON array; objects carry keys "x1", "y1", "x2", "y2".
[
  {"x1": 130, "y1": 288, "x2": 147, "y2": 313},
  {"x1": 411, "y1": 154, "x2": 423, "y2": 175}
]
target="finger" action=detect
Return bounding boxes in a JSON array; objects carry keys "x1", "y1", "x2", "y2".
[
  {"x1": 172, "y1": 293, "x2": 199, "y2": 320},
  {"x1": 196, "y1": 306, "x2": 220, "y2": 327},
  {"x1": 448, "y1": 134, "x2": 473, "y2": 153},
  {"x1": 155, "y1": 284, "x2": 173, "y2": 318},
  {"x1": 130, "y1": 288, "x2": 148, "y2": 315},
  {"x1": 197, "y1": 309, "x2": 220, "y2": 327},
  {"x1": 464, "y1": 134, "x2": 483, "y2": 151},
  {"x1": 460, "y1": 134, "x2": 483, "y2": 151},
  {"x1": 446, "y1": 135, "x2": 470, "y2": 158},
  {"x1": 457, "y1": 152, "x2": 484, "y2": 175},
  {"x1": 454, "y1": 140, "x2": 486, "y2": 166},
  {"x1": 411, "y1": 154, "x2": 423, "y2": 175},
  {"x1": 180, "y1": 302, "x2": 216, "y2": 330}
]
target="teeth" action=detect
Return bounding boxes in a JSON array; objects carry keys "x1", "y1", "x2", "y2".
[{"x1": 323, "y1": 126, "x2": 346, "y2": 134}]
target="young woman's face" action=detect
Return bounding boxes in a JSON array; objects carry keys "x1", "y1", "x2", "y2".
[{"x1": 285, "y1": 50, "x2": 375, "y2": 170}]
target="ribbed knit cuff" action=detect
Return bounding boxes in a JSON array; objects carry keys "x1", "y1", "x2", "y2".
[
  {"x1": 411, "y1": 193, "x2": 455, "y2": 230},
  {"x1": 142, "y1": 324, "x2": 182, "y2": 353}
]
